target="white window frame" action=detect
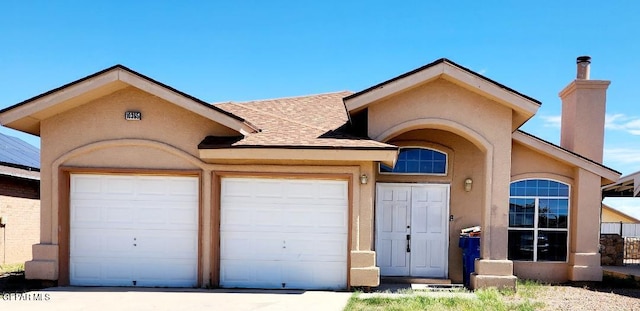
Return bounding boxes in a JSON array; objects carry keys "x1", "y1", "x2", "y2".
[
  {"x1": 378, "y1": 146, "x2": 448, "y2": 176},
  {"x1": 508, "y1": 179, "x2": 570, "y2": 263}
]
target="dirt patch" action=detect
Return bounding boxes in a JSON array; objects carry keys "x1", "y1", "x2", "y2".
[
  {"x1": 504, "y1": 281, "x2": 640, "y2": 311},
  {"x1": 527, "y1": 286, "x2": 640, "y2": 311}
]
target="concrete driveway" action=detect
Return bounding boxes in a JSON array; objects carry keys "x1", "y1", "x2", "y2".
[{"x1": 1, "y1": 287, "x2": 352, "y2": 311}]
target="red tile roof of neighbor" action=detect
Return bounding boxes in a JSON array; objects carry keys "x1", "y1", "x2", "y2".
[{"x1": 209, "y1": 91, "x2": 395, "y2": 149}]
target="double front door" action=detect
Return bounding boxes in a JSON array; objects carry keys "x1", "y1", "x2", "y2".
[{"x1": 375, "y1": 183, "x2": 449, "y2": 278}]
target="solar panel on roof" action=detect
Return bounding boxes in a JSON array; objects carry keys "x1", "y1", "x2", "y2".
[{"x1": 0, "y1": 133, "x2": 40, "y2": 169}]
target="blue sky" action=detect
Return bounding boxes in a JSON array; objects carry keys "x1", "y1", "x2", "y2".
[{"x1": 2, "y1": 1, "x2": 640, "y2": 216}]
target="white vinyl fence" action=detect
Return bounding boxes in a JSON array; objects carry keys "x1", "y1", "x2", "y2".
[{"x1": 601, "y1": 222, "x2": 640, "y2": 237}]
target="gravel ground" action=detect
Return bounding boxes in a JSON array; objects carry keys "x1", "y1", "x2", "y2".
[{"x1": 506, "y1": 284, "x2": 640, "y2": 311}]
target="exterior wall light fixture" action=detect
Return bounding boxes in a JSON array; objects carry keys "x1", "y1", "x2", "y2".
[
  {"x1": 360, "y1": 174, "x2": 369, "y2": 185},
  {"x1": 464, "y1": 178, "x2": 473, "y2": 192}
]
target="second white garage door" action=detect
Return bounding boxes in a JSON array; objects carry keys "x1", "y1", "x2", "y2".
[
  {"x1": 69, "y1": 174, "x2": 199, "y2": 287},
  {"x1": 219, "y1": 177, "x2": 348, "y2": 290}
]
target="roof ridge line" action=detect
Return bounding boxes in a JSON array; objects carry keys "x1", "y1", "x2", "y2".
[{"x1": 235, "y1": 90, "x2": 352, "y2": 104}]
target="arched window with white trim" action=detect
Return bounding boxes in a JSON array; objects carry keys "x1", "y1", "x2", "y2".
[
  {"x1": 508, "y1": 179, "x2": 569, "y2": 262},
  {"x1": 379, "y1": 147, "x2": 447, "y2": 175}
]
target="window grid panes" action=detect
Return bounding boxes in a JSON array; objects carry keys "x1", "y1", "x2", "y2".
[
  {"x1": 380, "y1": 148, "x2": 447, "y2": 175},
  {"x1": 508, "y1": 180, "x2": 569, "y2": 262}
]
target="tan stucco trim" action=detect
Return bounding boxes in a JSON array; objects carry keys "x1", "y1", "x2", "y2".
[
  {"x1": 376, "y1": 118, "x2": 491, "y2": 152},
  {"x1": 199, "y1": 148, "x2": 398, "y2": 167},
  {"x1": 57, "y1": 168, "x2": 203, "y2": 286},
  {"x1": 344, "y1": 61, "x2": 539, "y2": 130},
  {"x1": 559, "y1": 80, "x2": 611, "y2": 98},
  {"x1": 512, "y1": 131, "x2": 619, "y2": 183},
  {"x1": 53, "y1": 139, "x2": 207, "y2": 171},
  {"x1": 511, "y1": 172, "x2": 574, "y2": 186},
  {"x1": 0, "y1": 68, "x2": 256, "y2": 136}
]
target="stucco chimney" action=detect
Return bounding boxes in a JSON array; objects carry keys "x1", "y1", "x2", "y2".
[{"x1": 559, "y1": 56, "x2": 610, "y2": 163}]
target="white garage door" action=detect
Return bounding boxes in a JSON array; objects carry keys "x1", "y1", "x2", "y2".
[
  {"x1": 220, "y1": 177, "x2": 348, "y2": 290},
  {"x1": 70, "y1": 174, "x2": 199, "y2": 287}
]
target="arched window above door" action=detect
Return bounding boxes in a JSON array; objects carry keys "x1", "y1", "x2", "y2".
[{"x1": 379, "y1": 147, "x2": 447, "y2": 175}]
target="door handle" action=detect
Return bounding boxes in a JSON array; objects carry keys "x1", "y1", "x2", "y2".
[{"x1": 406, "y1": 234, "x2": 411, "y2": 253}]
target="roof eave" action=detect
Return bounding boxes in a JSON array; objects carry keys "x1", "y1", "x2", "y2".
[
  {"x1": 513, "y1": 131, "x2": 620, "y2": 184},
  {"x1": 0, "y1": 65, "x2": 258, "y2": 136},
  {"x1": 344, "y1": 59, "x2": 541, "y2": 131},
  {"x1": 199, "y1": 147, "x2": 398, "y2": 167}
]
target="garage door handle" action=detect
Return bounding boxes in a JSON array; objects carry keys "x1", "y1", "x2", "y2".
[{"x1": 406, "y1": 234, "x2": 411, "y2": 253}]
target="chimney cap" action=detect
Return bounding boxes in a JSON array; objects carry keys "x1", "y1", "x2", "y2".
[{"x1": 577, "y1": 56, "x2": 591, "y2": 63}]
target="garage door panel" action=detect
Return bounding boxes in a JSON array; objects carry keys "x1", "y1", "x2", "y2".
[
  {"x1": 220, "y1": 207, "x2": 284, "y2": 232},
  {"x1": 104, "y1": 177, "x2": 136, "y2": 195},
  {"x1": 71, "y1": 257, "x2": 133, "y2": 286},
  {"x1": 70, "y1": 174, "x2": 198, "y2": 287},
  {"x1": 136, "y1": 178, "x2": 169, "y2": 195},
  {"x1": 220, "y1": 232, "x2": 283, "y2": 260},
  {"x1": 166, "y1": 207, "x2": 198, "y2": 226},
  {"x1": 220, "y1": 260, "x2": 282, "y2": 289},
  {"x1": 132, "y1": 258, "x2": 197, "y2": 287},
  {"x1": 282, "y1": 237, "x2": 347, "y2": 261},
  {"x1": 71, "y1": 200, "x2": 136, "y2": 229},
  {"x1": 222, "y1": 179, "x2": 283, "y2": 199},
  {"x1": 282, "y1": 261, "x2": 345, "y2": 290},
  {"x1": 220, "y1": 177, "x2": 348, "y2": 290},
  {"x1": 135, "y1": 231, "x2": 198, "y2": 258},
  {"x1": 71, "y1": 203, "x2": 102, "y2": 225},
  {"x1": 72, "y1": 228, "x2": 135, "y2": 256},
  {"x1": 72, "y1": 176, "x2": 103, "y2": 195},
  {"x1": 316, "y1": 182, "x2": 348, "y2": 199},
  {"x1": 283, "y1": 211, "x2": 347, "y2": 233}
]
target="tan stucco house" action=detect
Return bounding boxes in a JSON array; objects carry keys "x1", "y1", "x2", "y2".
[{"x1": 0, "y1": 57, "x2": 619, "y2": 289}]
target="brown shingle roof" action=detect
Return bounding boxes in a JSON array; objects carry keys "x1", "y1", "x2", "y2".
[{"x1": 206, "y1": 91, "x2": 395, "y2": 149}]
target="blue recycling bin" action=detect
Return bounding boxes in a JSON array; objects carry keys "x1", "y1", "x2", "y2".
[{"x1": 458, "y1": 236, "x2": 480, "y2": 288}]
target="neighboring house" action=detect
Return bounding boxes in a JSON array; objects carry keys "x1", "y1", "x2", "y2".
[
  {"x1": 0, "y1": 57, "x2": 619, "y2": 290},
  {"x1": 603, "y1": 170, "x2": 640, "y2": 198},
  {"x1": 0, "y1": 133, "x2": 40, "y2": 265},
  {"x1": 601, "y1": 204, "x2": 640, "y2": 223},
  {"x1": 602, "y1": 172, "x2": 640, "y2": 236}
]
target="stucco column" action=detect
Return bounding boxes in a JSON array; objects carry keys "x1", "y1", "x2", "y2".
[
  {"x1": 471, "y1": 132, "x2": 517, "y2": 289},
  {"x1": 568, "y1": 168, "x2": 603, "y2": 281},
  {"x1": 25, "y1": 158, "x2": 59, "y2": 281},
  {"x1": 350, "y1": 161, "x2": 380, "y2": 287}
]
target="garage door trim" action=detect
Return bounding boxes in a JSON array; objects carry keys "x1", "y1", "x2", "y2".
[
  {"x1": 211, "y1": 171, "x2": 353, "y2": 289},
  {"x1": 58, "y1": 168, "x2": 202, "y2": 286}
]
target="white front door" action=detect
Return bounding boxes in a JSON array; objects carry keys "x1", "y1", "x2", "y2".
[{"x1": 376, "y1": 183, "x2": 449, "y2": 278}]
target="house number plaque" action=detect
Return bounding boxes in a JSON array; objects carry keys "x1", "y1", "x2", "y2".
[{"x1": 125, "y1": 111, "x2": 142, "y2": 121}]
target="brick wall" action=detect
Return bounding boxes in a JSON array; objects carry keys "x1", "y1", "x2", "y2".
[{"x1": 0, "y1": 175, "x2": 40, "y2": 264}]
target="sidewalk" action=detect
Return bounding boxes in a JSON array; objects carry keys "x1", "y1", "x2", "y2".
[{"x1": 603, "y1": 265, "x2": 640, "y2": 281}]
